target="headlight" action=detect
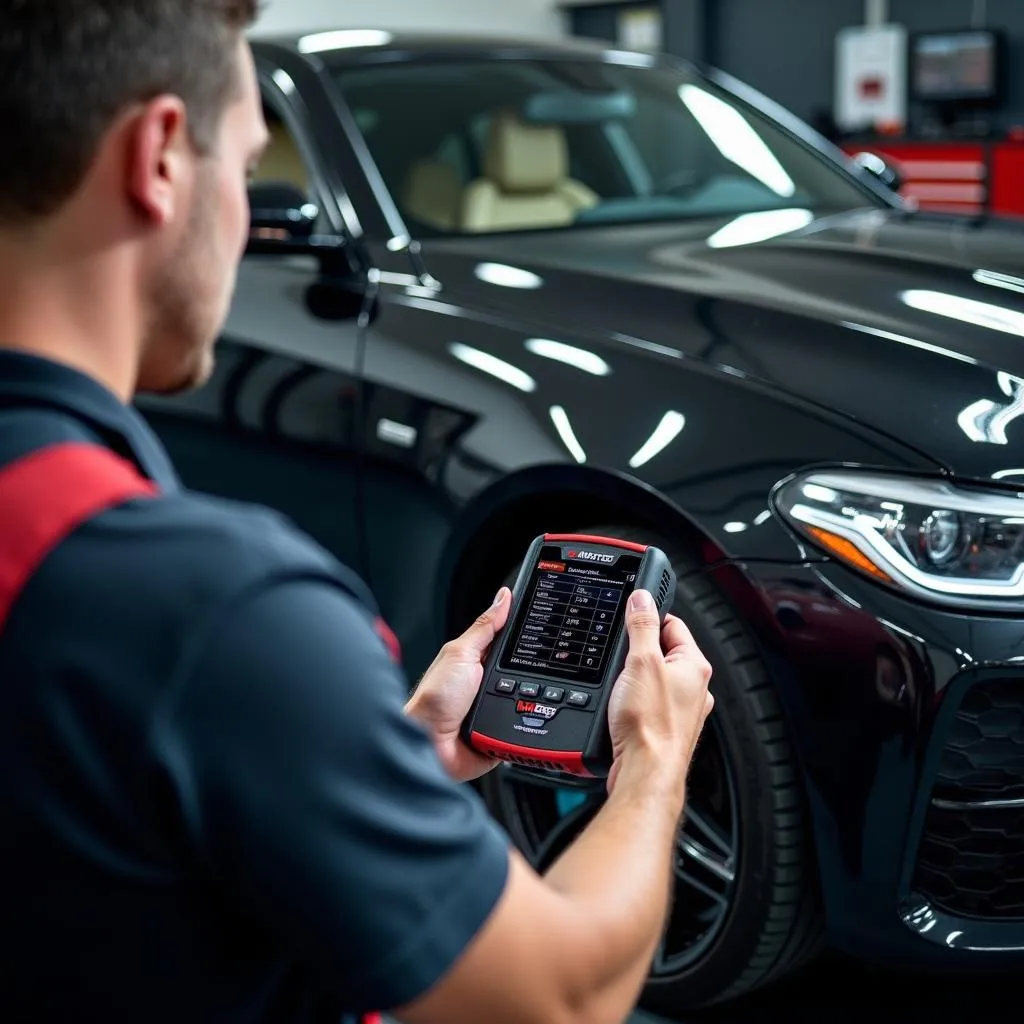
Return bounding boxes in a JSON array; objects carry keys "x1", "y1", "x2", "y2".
[{"x1": 775, "y1": 470, "x2": 1024, "y2": 606}]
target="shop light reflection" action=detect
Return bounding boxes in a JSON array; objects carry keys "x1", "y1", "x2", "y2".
[
  {"x1": 602, "y1": 49, "x2": 656, "y2": 68},
  {"x1": 957, "y1": 371, "x2": 1024, "y2": 445},
  {"x1": 271, "y1": 69, "x2": 296, "y2": 96},
  {"x1": 901, "y1": 289, "x2": 1024, "y2": 338},
  {"x1": 549, "y1": 406, "x2": 587, "y2": 463},
  {"x1": 679, "y1": 85, "x2": 796, "y2": 197},
  {"x1": 474, "y1": 263, "x2": 544, "y2": 290},
  {"x1": 973, "y1": 269, "x2": 1024, "y2": 296},
  {"x1": 448, "y1": 343, "x2": 536, "y2": 393},
  {"x1": 840, "y1": 321, "x2": 978, "y2": 366},
  {"x1": 628, "y1": 411, "x2": 686, "y2": 469},
  {"x1": 524, "y1": 338, "x2": 611, "y2": 376},
  {"x1": 706, "y1": 208, "x2": 813, "y2": 249},
  {"x1": 297, "y1": 29, "x2": 393, "y2": 53}
]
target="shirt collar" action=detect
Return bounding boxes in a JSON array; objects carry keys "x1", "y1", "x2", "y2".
[{"x1": 0, "y1": 351, "x2": 182, "y2": 492}]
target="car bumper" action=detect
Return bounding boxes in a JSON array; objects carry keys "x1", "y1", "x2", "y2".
[{"x1": 709, "y1": 557, "x2": 1024, "y2": 968}]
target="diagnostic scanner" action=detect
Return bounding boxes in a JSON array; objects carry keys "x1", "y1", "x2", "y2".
[{"x1": 461, "y1": 534, "x2": 675, "y2": 778}]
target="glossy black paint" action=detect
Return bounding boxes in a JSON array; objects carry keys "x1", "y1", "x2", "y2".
[
  {"x1": 138, "y1": 32, "x2": 1024, "y2": 970},
  {"x1": 709, "y1": 558, "x2": 1024, "y2": 965}
]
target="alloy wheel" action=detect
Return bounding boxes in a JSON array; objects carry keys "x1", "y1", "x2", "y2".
[{"x1": 488, "y1": 716, "x2": 739, "y2": 974}]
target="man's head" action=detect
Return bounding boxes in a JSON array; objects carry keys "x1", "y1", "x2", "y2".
[{"x1": 0, "y1": 1, "x2": 267, "y2": 397}]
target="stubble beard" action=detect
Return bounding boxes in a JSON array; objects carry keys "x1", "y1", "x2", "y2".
[{"x1": 136, "y1": 167, "x2": 230, "y2": 397}]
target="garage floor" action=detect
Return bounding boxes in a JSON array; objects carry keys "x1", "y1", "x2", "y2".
[{"x1": 386, "y1": 952, "x2": 1017, "y2": 1021}]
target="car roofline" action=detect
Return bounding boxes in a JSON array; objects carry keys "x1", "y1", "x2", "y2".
[{"x1": 249, "y1": 28, "x2": 687, "y2": 70}]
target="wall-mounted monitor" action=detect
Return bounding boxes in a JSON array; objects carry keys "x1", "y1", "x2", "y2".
[{"x1": 910, "y1": 29, "x2": 1002, "y2": 104}]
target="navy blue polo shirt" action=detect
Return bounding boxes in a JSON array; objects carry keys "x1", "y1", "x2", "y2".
[{"x1": 0, "y1": 351, "x2": 510, "y2": 1023}]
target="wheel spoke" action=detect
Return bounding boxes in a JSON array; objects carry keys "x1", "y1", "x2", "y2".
[
  {"x1": 678, "y1": 833, "x2": 735, "y2": 882},
  {"x1": 674, "y1": 802, "x2": 736, "y2": 905},
  {"x1": 651, "y1": 928, "x2": 671, "y2": 975},
  {"x1": 675, "y1": 866, "x2": 730, "y2": 909},
  {"x1": 683, "y1": 804, "x2": 733, "y2": 860}
]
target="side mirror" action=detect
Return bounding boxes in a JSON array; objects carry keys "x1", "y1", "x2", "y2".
[
  {"x1": 852, "y1": 151, "x2": 903, "y2": 193},
  {"x1": 248, "y1": 181, "x2": 318, "y2": 251},
  {"x1": 246, "y1": 181, "x2": 363, "y2": 321},
  {"x1": 246, "y1": 180, "x2": 351, "y2": 274}
]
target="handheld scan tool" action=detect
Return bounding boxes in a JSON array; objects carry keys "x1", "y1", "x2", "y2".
[{"x1": 461, "y1": 534, "x2": 675, "y2": 778}]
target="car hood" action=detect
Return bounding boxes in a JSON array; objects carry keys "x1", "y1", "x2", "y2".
[{"x1": 425, "y1": 207, "x2": 1024, "y2": 484}]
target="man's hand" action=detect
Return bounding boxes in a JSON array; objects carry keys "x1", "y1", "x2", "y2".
[
  {"x1": 605, "y1": 589, "x2": 714, "y2": 795},
  {"x1": 405, "y1": 587, "x2": 512, "y2": 783},
  {"x1": 396, "y1": 592, "x2": 717, "y2": 1024}
]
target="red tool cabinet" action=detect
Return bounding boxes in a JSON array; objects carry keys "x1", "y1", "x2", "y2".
[{"x1": 842, "y1": 139, "x2": 1024, "y2": 218}]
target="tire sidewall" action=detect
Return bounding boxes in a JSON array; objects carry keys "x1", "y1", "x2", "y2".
[{"x1": 641, "y1": 570, "x2": 786, "y2": 1009}]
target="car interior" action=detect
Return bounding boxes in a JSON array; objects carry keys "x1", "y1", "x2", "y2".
[
  {"x1": 252, "y1": 108, "x2": 311, "y2": 196},
  {"x1": 407, "y1": 110, "x2": 600, "y2": 232},
  {"x1": 252, "y1": 58, "x2": 872, "y2": 242}
]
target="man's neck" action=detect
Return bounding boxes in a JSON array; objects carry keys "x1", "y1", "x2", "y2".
[{"x1": 0, "y1": 234, "x2": 139, "y2": 404}]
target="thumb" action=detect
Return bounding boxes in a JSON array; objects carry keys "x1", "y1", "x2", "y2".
[
  {"x1": 625, "y1": 589, "x2": 662, "y2": 659},
  {"x1": 457, "y1": 587, "x2": 512, "y2": 656}
]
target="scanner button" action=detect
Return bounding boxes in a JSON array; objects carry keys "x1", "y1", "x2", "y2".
[
  {"x1": 567, "y1": 690, "x2": 590, "y2": 707},
  {"x1": 495, "y1": 677, "x2": 517, "y2": 694},
  {"x1": 518, "y1": 682, "x2": 541, "y2": 698},
  {"x1": 543, "y1": 686, "x2": 565, "y2": 703}
]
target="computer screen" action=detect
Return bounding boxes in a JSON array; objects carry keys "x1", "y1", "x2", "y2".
[{"x1": 912, "y1": 30, "x2": 999, "y2": 103}]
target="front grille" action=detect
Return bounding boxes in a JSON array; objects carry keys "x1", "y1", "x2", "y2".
[
  {"x1": 915, "y1": 805, "x2": 1024, "y2": 918},
  {"x1": 913, "y1": 678, "x2": 1024, "y2": 920},
  {"x1": 932, "y1": 678, "x2": 1024, "y2": 801}
]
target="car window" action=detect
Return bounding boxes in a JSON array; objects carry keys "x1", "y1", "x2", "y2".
[
  {"x1": 254, "y1": 103, "x2": 312, "y2": 196},
  {"x1": 333, "y1": 57, "x2": 880, "y2": 237},
  {"x1": 251, "y1": 92, "x2": 335, "y2": 237}
]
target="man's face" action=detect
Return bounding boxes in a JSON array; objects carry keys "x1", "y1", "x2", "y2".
[{"x1": 137, "y1": 40, "x2": 267, "y2": 395}]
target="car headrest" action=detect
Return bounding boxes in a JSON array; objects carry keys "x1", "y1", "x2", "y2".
[{"x1": 484, "y1": 111, "x2": 568, "y2": 194}]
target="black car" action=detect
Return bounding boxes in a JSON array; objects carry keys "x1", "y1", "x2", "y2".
[{"x1": 138, "y1": 29, "x2": 1024, "y2": 1013}]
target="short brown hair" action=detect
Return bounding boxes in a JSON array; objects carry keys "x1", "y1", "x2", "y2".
[{"x1": 0, "y1": 1, "x2": 260, "y2": 225}]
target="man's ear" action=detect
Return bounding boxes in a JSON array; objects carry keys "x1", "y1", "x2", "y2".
[{"x1": 126, "y1": 95, "x2": 192, "y2": 227}]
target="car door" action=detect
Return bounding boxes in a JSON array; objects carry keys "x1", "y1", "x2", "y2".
[{"x1": 137, "y1": 65, "x2": 370, "y2": 577}]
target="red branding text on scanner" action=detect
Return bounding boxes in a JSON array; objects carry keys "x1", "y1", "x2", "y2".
[
  {"x1": 517, "y1": 700, "x2": 558, "y2": 719},
  {"x1": 567, "y1": 549, "x2": 616, "y2": 563},
  {"x1": 537, "y1": 560, "x2": 566, "y2": 571}
]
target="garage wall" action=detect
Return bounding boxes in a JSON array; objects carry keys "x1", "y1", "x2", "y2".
[
  {"x1": 568, "y1": 0, "x2": 710, "y2": 63},
  {"x1": 697, "y1": 0, "x2": 1024, "y2": 128},
  {"x1": 250, "y1": 0, "x2": 565, "y2": 38},
  {"x1": 706, "y1": 0, "x2": 865, "y2": 123},
  {"x1": 567, "y1": 1, "x2": 1024, "y2": 128}
]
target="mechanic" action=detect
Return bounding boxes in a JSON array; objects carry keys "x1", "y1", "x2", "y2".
[{"x1": 0, "y1": 4, "x2": 714, "y2": 1024}]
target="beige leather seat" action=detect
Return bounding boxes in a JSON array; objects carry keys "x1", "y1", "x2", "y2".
[
  {"x1": 403, "y1": 158, "x2": 462, "y2": 230},
  {"x1": 461, "y1": 111, "x2": 598, "y2": 233},
  {"x1": 253, "y1": 120, "x2": 309, "y2": 195}
]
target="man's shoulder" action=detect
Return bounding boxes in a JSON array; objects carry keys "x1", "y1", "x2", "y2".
[
  {"x1": 152, "y1": 490, "x2": 346, "y2": 576},
  {"x1": 60, "y1": 486, "x2": 379, "y2": 623}
]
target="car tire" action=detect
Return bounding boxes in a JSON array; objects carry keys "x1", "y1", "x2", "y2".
[{"x1": 477, "y1": 524, "x2": 824, "y2": 1014}]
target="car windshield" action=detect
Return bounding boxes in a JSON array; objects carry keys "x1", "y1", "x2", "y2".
[{"x1": 332, "y1": 55, "x2": 881, "y2": 237}]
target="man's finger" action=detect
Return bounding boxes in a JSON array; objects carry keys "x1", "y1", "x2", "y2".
[
  {"x1": 488, "y1": 586, "x2": 512, "y2": 631},
  {"x1": 625, "y1": 589, "x2": 662, "y2": 657},
  {"x1": 457, "y1": 587, "x2": 511, "y2": 655},
  {"x1": 661, "y1": 614, "x2": 698, "y2": 658}
]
